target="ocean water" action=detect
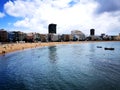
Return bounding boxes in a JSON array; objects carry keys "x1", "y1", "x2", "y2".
[{"x1": 0, "y1": 42, "x2": 120, "y2": 90}]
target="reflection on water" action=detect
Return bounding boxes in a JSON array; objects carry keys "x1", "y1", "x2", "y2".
[
  {"x1": 0, "y1": 42, "x2": 120, "y2": 90},
  {"x1": 48, "y1": 46, "x2": 57, "y2": 63}
]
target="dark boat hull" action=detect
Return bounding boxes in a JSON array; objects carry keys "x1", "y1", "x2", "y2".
[{"x1": 104, "y1": 48, "x2": 114, "y2": 50}]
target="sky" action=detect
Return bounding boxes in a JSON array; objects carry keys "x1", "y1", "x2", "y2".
[{"x1": 0, "y1": 0, "x2": 120, "y2": 35}]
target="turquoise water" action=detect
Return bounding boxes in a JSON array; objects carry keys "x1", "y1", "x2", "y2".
[{"x1": 0, "y1": 42, "x2": 120, "y2": 90}]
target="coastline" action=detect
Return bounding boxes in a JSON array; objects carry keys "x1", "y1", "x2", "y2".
[{"x1": 0, "y1": 41, "x2": 119, "y2": 56}]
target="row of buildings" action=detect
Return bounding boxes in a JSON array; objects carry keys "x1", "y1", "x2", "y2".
[
  {"x1": 0, "y1": 29, "x2": 86, "y2": 42},
  {"x1": 0, "y1": 29, "x2": 120, "y2": 43}
]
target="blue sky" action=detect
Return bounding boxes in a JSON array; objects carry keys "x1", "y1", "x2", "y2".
[
  {"x1": 0, "y1": 0, "x2": 120, "y2": 35},
  {"x1": 0, "y1": 0, "x2": 18, "y2": 30},
  {"x1": 0, "y1": 0, "x2": 8, "y2": 12}
]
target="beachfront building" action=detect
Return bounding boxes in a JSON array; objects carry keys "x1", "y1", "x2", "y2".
[
  {"x1": 111, "y1": 34, "x2": 120, "y2": 41},
  {"x1": 116, "y1": 35, "x2": 120, "y2": 40},
  {"x1": 48, "y1": 33, "x2": 53, "y2": 42},
  {"x1": 8, "y1": 31, "x2": 26, "y2": 42},
  {"x1": 47, "y1": 34, "x2": 61, "y2": 42},
  {"x1": 103, "y1": 35, "x2": 112, "y2": 40},
  {"x1": 40, "y1": 34, "x2": 48, "y2": 42},
  {"x1": 8, "y1": 31, "x2": 15, "y2": 42},
  {"x1": 101, "y1": 33, "x2": 106, "y2": 40},
  {"x1": 12, "y1": 31, "x2": 22, "y2": 41},
  {"x1": 69, "y1": 35, "x2": 73, "y2": 41},
  {"x1": 18, "y1": 32, "x2": 26, "y2": 41},
  {"x1": 26, "y1": 33, "x2": 34, "y2": 42},
  {"x1": 94, "y1": 36, "x2": 102, "y2": 40},
  {"x1": 71, "y1": 30, "x2": 85, "y2": 41},
  {"x1": 51, "y1": 34, "x2": 59, "y2": 42},
  {"x1": 0, "y1": 29, "x2": 8, "y2": 42},
  {"x1": 34, "y1": 33, "x2": 41, "y2": 42},
  {"x1": 100, "y1": 34, "x2": 113, "y2": 40},
  {"x1": 61, "y1": 34, "x2": 70, "y2": 41}
]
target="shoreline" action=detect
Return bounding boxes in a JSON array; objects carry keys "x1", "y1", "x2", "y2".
[{"x1": 0, "y1": 41, "x2": 120, "y2": 56}]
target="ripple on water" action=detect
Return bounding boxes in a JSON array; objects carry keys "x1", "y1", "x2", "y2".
[{"x1": 0, "y1": 42, "x2": 120, "y2": 90}]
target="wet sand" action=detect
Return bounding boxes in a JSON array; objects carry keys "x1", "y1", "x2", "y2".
[{"x1": 0, "y1": 41, "x2": 119, "y2": 55}]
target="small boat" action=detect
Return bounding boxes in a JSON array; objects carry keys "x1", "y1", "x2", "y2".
[
  {"x1": 104, "y1": 48, "x2": 115, "y2": 50},
  {"x1": 97, "y1": 46, "x2": 102, "y2": 48}
]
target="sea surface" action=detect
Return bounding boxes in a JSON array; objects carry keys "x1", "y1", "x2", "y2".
[{"x1": 0, "y1": 42, "x2": 120, "y2": 90}]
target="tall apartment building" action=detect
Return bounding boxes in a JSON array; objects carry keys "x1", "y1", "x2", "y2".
[
  {"x1": 48, "y1": 24, "x2": 57, "y2": 34},
  {"x1": 90, "y1": 29, "x2": 95, "y2": 40}
]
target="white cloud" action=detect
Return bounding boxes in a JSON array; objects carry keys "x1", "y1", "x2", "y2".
[
  {"x1": 0, "y1": 12, "x2": 5, "y2": 18},
  {"x1": 4, "y1": 0, "x2": 36, "y2": 17},
  {"x1": 4, "y1": 0, "x2": 120, "y2": 35}
]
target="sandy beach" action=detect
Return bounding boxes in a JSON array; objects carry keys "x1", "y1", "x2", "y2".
[
  {"x1": 0, "y1": 41, "x2": 119, "y2": 55},
  {"x1": 0, "y1": 41, "x2": 82, "y2": 55}
]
